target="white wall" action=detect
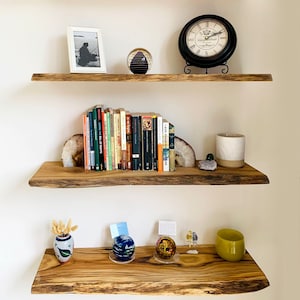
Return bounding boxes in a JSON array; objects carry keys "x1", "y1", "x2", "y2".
[{"x1": 0, "y1": 0, "x2": 299, "y2": 299}]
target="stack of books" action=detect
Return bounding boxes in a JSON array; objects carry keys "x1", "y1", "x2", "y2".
[{"x1": 82, "y1": 105, "x2": 176, "y2": 172}]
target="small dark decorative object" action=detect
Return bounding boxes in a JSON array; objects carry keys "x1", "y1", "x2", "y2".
[
  {"x1": 206, "y1": 153, "x2": 215, "y2": 161},
  {"x1": 155, "y1": 236, "x2": 177, "y2": 260},
  {"x1": 110, "y1": 235, "x2": 135, "y2": 263},
  {"x1": 178, "y1": 15, "x2": 237, "y2": 73},
  {"x1": 127, "y1": 48, "x2": 152, "y2": 74}
]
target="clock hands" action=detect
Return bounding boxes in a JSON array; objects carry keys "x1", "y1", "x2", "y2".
[{"x1": 205, "y1": 30, "x2": 224, "y2": 40}]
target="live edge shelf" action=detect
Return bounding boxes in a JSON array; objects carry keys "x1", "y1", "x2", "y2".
[
  {"x1": 31, "y1": 73, "x2": 273, "y2": 82},
  {"x1": 31, "y1": 245, "x2": 269, "y2": 295},
  {"x1": 28, "y1": 161, "x2": 269, "y2": 188}
]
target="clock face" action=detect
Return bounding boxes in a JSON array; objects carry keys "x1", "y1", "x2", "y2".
[
  {"x1": 186, "y1": 18, "x2": 229, "y2": 58},
  {"x1": 178, "y1": 15, "x2": 237, "y2": 69}
]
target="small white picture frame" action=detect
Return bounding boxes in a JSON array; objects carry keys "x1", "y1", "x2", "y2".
[{"x1": 67, "y1": 26, "x2": 106, "y2": 73}]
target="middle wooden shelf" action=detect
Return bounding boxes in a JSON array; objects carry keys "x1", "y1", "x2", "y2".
[{"x1": 28, "y1": 161, "x2": 269, "y2": 188}]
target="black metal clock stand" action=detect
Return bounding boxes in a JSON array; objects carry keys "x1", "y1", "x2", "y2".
[{"x1": 184, "y1": 62, "x2": 229, "y2": 75}]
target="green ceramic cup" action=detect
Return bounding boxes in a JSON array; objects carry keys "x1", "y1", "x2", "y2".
[{"x1": 215, "y1": 228, "x2": 245, "y2": 262}]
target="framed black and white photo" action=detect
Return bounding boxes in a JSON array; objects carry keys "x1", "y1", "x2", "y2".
[{"x1": 67, "y1": 26, "x2": 106, "y2": 73}]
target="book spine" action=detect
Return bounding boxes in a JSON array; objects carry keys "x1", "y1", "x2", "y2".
[
  {"x1": 105, "y1": 109, "x2": 112, "y2": 171},
  {"x1": 113, "y1": 109, "x2": 121, "y2": 169},
  {"x1": 142, "y1": 114, "x2": 153, "y2": 170},
  {"x1": 152, "y1": 115, "x2": 158, "y2": 171},
  {"x1": 119, "y1": 108, "x2": 127, "y2": 170},
  {"x1": 101, "y1": 108, "x2": 107, "y2": 170},
  {"x1": 109, "y1": 109, "x2": 115, "y2": 170},
  {"x1": 126, "y1": 113, "x2": 132, "y2": 170},
  {"x1": 131, "y1": 114, "x2": 142, "y2": 170},
  {"x1": 88, "y1": 110, "x2": 95, "y2": 170},
  {"x1": 92, "y1": 107, "x2": 100, "y2": 171},
  {"x1": 162, "y1": 119, "x2": 169, "y2": 172},
  {"x1": 86, "y1": 113, "x2": 91, "y2": 170},
  {"x1": 157, "y1": 114, "x2": 163, "y2": 172},
  {"x1": 96, "y1": 105, "x2": 104, "y2": 171},
  {"x1": 82, "y1": 113, "x2": 90, "y2": 170},
  {"x1": 169, "y1": 122, "x2": 176, "y2": 172}
]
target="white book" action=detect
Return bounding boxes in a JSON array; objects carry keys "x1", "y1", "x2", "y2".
[{"x1": 162, "y1": 119, "x2": 169, "y2": 172}]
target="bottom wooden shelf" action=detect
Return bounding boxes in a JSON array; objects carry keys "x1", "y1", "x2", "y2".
[{"x1": 31, "y1": 245, "x2": 269, "y2": 295}]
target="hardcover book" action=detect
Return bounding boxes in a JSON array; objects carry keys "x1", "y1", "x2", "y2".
[
  {"x1": 101, "y1": 108, "x2": 107, "y2": 170},
  {"x1": 104, "y1": 108, "x2": 112, "y2": 171},
  {"x1": 119, "y1": 108, "x2": 127, "y2": 170},
  {"x1": 126, "y1": 112, "x2": 132, "y2": 170},
  {"x1": 152, "y1": 115, "x2": 158, "y2": 171},
  {"x1": 162, "y1": 119, "x2": 169, "y2": 172},
  {"x1": 141, "y1": 113, "x2": 153, "y2": 170},
  {"x1": 96, "y1": 105, "x2": 105, "y2": 171},
  {"x1": 153, "y1": 113, "x2": 163, "y2": 172},
  {"x1": 88, "y1": 110, "x2": 95, "y2": 170},
  {"x1": 113, "y1": 109, "x2": 121, "y2": 169},
  {"x1": 131, "y1": 113, "x2": 142, "y2": 170},
  {"x1": 82, "y1": 113, "x2": 90, "y2": 170},
  {"x1": 169, "y1": 122, "x2": 175, "y2": 171},
  {"x1": 92, "y1": 107, "x2": 100, "y2": 171},
  {"x1": 108, "y1": 108, "x2": 115, "y2": 170}
]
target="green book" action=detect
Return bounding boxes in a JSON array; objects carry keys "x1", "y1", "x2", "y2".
[{"x1": 92, "y1": 107, "x2": 100, "y2": 171}]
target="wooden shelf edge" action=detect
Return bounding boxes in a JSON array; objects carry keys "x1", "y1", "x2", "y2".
[
  {"x1": 31, "y1": 73, "x2": 273, "y2": 82},
  {"x1": 31, "y1": 245, "x2": 270, "y2": 295},
  {"x1": 28, "y1": 161, "x2": 269, "y2": 188}
]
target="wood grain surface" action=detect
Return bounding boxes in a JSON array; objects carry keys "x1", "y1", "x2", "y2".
[
  {"x1": 31, "y1": 73, "x2": 273, "y2": 82},
  {"x1": 28, "y1": 161, "x2": 269, "y2": 188},
  {"x1": 31, "y1": 245, "x2": 269, "y2": 295}
]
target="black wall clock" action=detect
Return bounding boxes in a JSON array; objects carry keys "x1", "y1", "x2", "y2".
[{"x1": 178, "y1": 14, "x2": 237, "y2": 73}]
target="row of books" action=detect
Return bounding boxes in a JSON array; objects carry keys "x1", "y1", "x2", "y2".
[{"x1": 82, "y1": 105, "x2": 176, "y2": 172}]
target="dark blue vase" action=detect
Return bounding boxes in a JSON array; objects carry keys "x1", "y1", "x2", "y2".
[{"x1": 112, "y1": 235, "x2": 135, "y2": 261}]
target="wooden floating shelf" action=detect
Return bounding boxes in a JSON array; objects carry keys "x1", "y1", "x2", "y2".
[
  {"x1": 31, "y1": 245, "x2": 269, "y2": 295},
  {"x1": 31, "y1": 73, "x2": 273, "y2": 82},
  {"x1": 28, "y1": 161, "x2": 269, "y2": 188}
]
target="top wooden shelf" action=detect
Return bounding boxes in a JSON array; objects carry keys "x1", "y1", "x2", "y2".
[
  {"x1": 31, "y1": 245, "x2": 269, "y2": 295},
  {"x1": 31, "y1": 73, "x2": 273, "y2": 82}
]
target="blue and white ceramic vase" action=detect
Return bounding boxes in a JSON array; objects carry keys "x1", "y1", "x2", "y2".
[{"x1": 53, "y1": 234, "x2": 74, "y2": 263}]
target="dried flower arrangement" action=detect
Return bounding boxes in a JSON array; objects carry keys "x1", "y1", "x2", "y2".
[{"x1": 51, "y1": 218, "x2": 78, "y2": 237}]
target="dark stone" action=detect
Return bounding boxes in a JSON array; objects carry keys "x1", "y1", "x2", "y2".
[{"x1": 130, "y1": 51, "x2": 149, "y2": 74}]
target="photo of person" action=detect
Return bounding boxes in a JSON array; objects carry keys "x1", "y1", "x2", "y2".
[
  {"x1": 77, "y1": 42, "x2": 98, "y2": 67},
  {"x1": 68, "y1": 27, "x2": 106, "y2": 73},
  {"x1": 74, "y1": 31, "x2": 100, "y2": 67}
]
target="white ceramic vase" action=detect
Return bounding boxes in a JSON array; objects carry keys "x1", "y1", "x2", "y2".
[{"x1": 53, "y1": 234, "x2": 74, "y2": 263}]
